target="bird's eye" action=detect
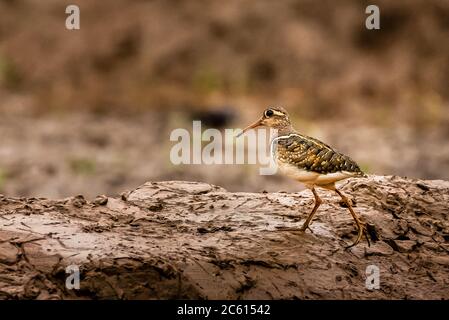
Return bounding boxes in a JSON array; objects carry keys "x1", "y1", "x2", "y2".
[{"x1": 265, "y1": 109, "x2": 274, "y2": 117}]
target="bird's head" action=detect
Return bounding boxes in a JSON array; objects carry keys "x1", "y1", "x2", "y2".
[{"x1": 237, "y1": 107, "x2": 292, "y2": 137}]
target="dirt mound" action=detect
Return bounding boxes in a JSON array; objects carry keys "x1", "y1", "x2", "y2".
[{"x1": 0, "y1": 175, "x2": 448, "y2": 299}]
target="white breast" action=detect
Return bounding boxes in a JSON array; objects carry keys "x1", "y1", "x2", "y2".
[
  {"x1": 276, "y1": 162, "x2": 319, "y2": 182},
  {"x1": 276, "y1": 161, "x2": 357, "y2": 185}
]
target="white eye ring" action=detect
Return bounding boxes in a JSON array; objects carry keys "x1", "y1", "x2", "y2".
[{"x1": 265, "y1": 109, "x2": 274, "y2": 117}]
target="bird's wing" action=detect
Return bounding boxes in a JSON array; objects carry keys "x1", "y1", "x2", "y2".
[{"x1": 274, "y1": 133, "x2": 364, "y2": 175}]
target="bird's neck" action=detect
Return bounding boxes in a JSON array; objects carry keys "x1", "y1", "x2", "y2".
[{"x1": 274, "y1": 125, "x2": 295, "y2": 137}]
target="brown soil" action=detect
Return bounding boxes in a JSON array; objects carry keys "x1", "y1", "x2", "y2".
[
  {"x1": 1, "y1": 175, "x2": 448, "y2": 299},
  {"x1": 1, "y1": 0, "x2": 449, "y2": 122}
]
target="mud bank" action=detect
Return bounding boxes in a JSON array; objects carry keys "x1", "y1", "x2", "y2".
[{"x1": 0, "y1": 175, "x2": 448, "y2": 299}]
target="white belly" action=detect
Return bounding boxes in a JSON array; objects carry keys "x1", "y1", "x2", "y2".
[
  {"x1": 277, "y1": 162, "x2": 319, "y2": 182},
  {"x1": 277, "y1": 162, "x2": 356, "y2": 185}
]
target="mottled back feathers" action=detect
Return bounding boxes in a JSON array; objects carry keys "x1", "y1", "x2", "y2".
[{"x1": 273, "y1": 133, "x2": 364, "y2": 175}]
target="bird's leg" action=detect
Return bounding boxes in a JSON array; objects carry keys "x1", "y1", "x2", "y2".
[
  {"x1": 300, "y1": 187, "x2": 322, "y2": 232},
  {"x1": 334, "y1": 188, "x2": 370, "y2": 248}
]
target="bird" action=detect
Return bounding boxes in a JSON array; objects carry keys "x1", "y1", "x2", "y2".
[{"x1": 237, "y1": 107, "x2": 370, "y2": 248}]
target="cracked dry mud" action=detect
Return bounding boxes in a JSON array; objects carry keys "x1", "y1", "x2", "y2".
[{"x1": 0, "y1": 175, "x2": 448, "y2": 299}]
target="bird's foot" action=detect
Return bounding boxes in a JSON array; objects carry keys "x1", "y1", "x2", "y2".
[
  {"x1": 299, "y1": 224, "x2": 314, "y2": 234},
  {"x1": 345, "y1": 222, "x2": 371, "y2": 249}
]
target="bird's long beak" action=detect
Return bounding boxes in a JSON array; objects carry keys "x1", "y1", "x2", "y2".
[{"x1": 236, "y1": 117, "x2": 263, "y2": 138}]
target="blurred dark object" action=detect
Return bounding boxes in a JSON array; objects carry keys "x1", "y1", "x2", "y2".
[{"x1": 190, "y1": 107, "x2": 236, "y2": 128}]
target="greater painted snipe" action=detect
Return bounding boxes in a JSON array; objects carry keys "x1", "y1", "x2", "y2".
[{"x1": 238, "y1": 107, "x2": 370, "y2": 248}]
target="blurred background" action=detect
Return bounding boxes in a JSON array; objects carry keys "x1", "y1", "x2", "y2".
[{"x1": 0, "y1": 0, "x2": 448, "y2": 198}]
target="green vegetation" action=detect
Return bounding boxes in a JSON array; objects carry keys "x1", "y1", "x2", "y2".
[
  {"x1": 69, "y1": 157, "x2": 97, "y2": 175},
  {"x1": 359, "y1": 162, "x2": 371, "y2": 174},
  {"x1": 0, "y1": 54, "x2": 22, "y2": 90},
  {"x1": 191, "y1": 66, "x2": 224, "y2": 94},
  {"x1": 0, "y1": 167, "x2": 6, "y2": 191}
]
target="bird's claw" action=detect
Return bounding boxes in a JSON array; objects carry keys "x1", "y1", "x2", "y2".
[
  {"x1": 345, "y1": 222, "x2": 371, "y2": 249},
  {"x1": 299, "y1": 224, "x2": 314, "y2": 234}
]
